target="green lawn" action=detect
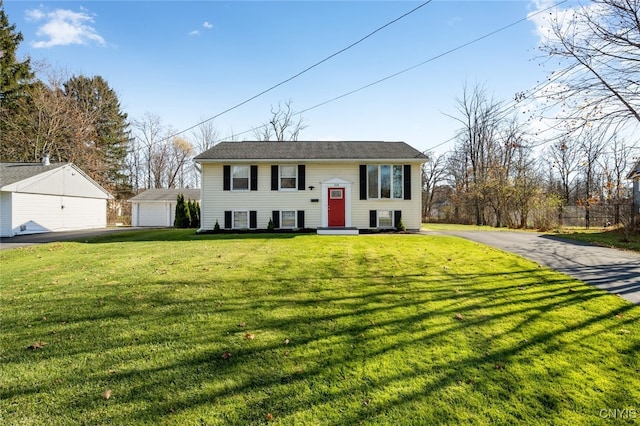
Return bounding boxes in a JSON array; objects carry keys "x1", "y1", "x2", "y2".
[
  {"x1": 551, "y1": 228, "x2": 640, "y2": 252},
  {"x1": 1, "y1": 230, "x2": 638, "y2": 425}
]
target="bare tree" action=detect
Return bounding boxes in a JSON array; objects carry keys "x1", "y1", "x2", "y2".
[
  {"x1": 131, "y1": 112, "x2": 164, "y2": 189},
  {"x1": 547, "y1": 137, "x2": 581, "y2": 205},
  {"x1": 165, "y1": 137, "x2": 194, "y2": 188},
  {"x1": 253, "y1": 100, "x2": 307, "y2": 141},
  {"x1": 576, "y1": 129, "x2": 608, "y2": 229},
  {"x1": 448, "y1": 83, "x2": 504, "y2": 225},
  {"x1": 538, "y1": 0, "x2": 640, "y2": 131},
  {"x1": 191, "y1": 118, "x2": 219, "y2": 154},
  {"x1": 601, "y1": 137, "x2": 638, "y2": 225},
  {"x1": 2, "y1": 67, "x2": 98, "y2": 167}
]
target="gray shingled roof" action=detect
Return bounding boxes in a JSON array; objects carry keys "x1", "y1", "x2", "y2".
[
  {"x1": 194, "y1": 141, "x2": 427, "y2": 161},
  {"x1": 628, "y1": 160, "x2": 640, "y2": 180},
  {"x1": 129, "y1": 188, "x2": 201, "y2": 202},
  {"x1": 0, "y1": 162, "x2": 67, "y2": 187}
]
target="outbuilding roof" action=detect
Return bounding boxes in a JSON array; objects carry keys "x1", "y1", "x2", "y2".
[
  {"x1": 628, "y1": 160, "x2": 640, "y2": 180},
  {"x1": 129, "y1": 188, "x2": 201, "y2": 202},
  {"x1": 194, "y1": 141, "x2": 427, "y2": 161},
  {"x1": 0, "y1": 162, "x2": 67, "y2": 187}
]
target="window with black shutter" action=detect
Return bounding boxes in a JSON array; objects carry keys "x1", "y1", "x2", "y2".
[
  {"x1": 359, "y1": 165, "x2": 367, "y2": 200},
  {"x1": 271, "y1": 165, "x2": 279, "y2": 190},
  {"x1": 250, "y1": 165, "x2": 258, "y2": 191},
  {"x1": 297, "y1": 165, "x2": 306, "y2": 190},
  {"x1": 403, "y1": 164, "x2": 411, "y2": 200},
  {"x1": 223, "y1": 165, "x2": 231, "y2": 191},
  {"x1": 369, "y1": 210, "x2": 377, "y2": 228}
]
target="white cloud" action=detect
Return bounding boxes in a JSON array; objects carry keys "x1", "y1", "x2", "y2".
[
  {"x1": 26, "y1": 7, "x2": 105, "y2": 48},
  {"x1": 447, "y1": 16, "x2": 461, "y2": 27},
  {"x1": 189, "y1": 21, "x2": 213, "y2": 36},
  {"x1": 527, "y1": 0, "x2": 605, "y2": 46}
]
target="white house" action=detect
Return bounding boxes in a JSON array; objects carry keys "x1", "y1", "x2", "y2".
[
  {"x1": 0, "y1": 161, "x2": 112, "y2": 237},
  {"x1": 129, "y1": 188, "x2": 201, "y2": 227},
  {"x1": 193, "y1": 141, "x2": 427, "y2": 234}
]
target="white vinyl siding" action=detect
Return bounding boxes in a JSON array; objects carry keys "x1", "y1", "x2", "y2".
[
  {"x1": 199, "y1": 161, "x2": 423, "y2": 231},
  {"x1": 0, "y1": 192, "x2": 12, "y2": 237}
]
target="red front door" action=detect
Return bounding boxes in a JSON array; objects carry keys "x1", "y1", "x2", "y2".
[{"x1": 328, "y1": 187, "x2": 345, "y2": 227}]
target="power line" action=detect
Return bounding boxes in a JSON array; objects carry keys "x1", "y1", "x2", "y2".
[
  {"x1": 215, "y1": 0, "x2": 569, "y2": 146},
  {"x1": 298, "y1": 0, "x2": 568, "y2": 118},
  {"x1": 158, "y1": 0, "x2": 433, "y2": 143}
]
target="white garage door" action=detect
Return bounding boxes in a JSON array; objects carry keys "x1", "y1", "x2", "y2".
[
  {"x1": 137, "y1": 202, "x2": 170, "y2": 227},
  {"x1": 10, "y1": 192, "x2": 106, "y2": 235}
]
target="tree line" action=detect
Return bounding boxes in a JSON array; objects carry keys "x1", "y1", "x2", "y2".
[
  {"x1": 1, "y1": 4, "x2": 307, "y2": 201},
  {"x1": 422, "y1": 1, "x2": 639, "y2": 233},
  {"x1": 2, "y1": 1, "x2": 638, "y2": 231}
]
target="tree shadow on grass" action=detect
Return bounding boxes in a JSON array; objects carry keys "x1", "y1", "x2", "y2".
[{"x1": 3, "y1": 263, "x2": 639, "y2": 424}]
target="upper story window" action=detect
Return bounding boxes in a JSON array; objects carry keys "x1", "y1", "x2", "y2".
[
  {"x1": 232, "y1": 165, "x2": 250, "y2": 190},
  {"x1": 271, "y1": 165, "x2": 305, "y2": 191},
  {"x1": 224, "y1": 165, "x2": 257, "y2": 191},
  {"x1": 279, "y1": 165, "x2": 297, "y2": 190},
  {"x1": 367, "y1": 164, "x2": 403, "y2": 199}
]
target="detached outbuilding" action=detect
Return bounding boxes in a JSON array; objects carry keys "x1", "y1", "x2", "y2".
[
  {"x1": 129, "y1": 188, "x2": 200, "y2": 227},
  {"x1": 0, "y1": 161, "x2": 112, "y2": 237}
]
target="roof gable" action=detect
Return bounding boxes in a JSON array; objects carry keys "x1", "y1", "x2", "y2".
[
  {"x1": 0, "y1": 162, "x2": 112, "y2": 199},
  {"x1": 0, "y1": 162, "x2": 67, "y2": 187},
  {"x1": 194, "y1": 141, "x2": 427, "y2": 161}
]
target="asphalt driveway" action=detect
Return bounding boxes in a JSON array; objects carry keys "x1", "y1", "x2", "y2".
[
  {"x1": 0, "y1": 227, "x2": 145, "y2": 250},
  {"x1": 432, "y1": 230, "x2": 640, "y2": 305}
]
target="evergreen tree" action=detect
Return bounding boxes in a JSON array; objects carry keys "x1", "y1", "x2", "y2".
[
  {"x1": 174, "y1": 194, "x2": 191, "y2": 228},
  {"x1": 63, "y1": 75, "x2": 130, "y2": 195},
  {"x1": 0, "y1": 2, "x2": 34, "y2": 110},
  {"x1": 0, "y1": 2, "x2": 35, "y2": 158},
  {"x1": 188, "y1": 199, "x2": 200, "y2": 228}
]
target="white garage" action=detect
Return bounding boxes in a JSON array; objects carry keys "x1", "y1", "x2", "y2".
[
  {"x1": 0, "y1": 161, "x2": 112, "y2": 238},
  {"x1": 129, "y1": 188, "x2": 200, "y2": 227}
]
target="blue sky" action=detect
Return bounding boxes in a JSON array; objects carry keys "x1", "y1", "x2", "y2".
[{"x1": 4, "y1": 0, "x2": 568, "y2": 155}]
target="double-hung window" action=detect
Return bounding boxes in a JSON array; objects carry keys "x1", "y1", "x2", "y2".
[
  {"x1": 280, "y1": 210, "x2": 296, "y2": 228},
  {"x1": 232, "y1": 165, "x2": 249, "y2": 190},
  {"x1": 367, "y1": 165, "x2": 403, "y2": 199},
  {"x1": 280, "y1": 165, "x2": 297, "y2": 190},
  {"x1": 233, "y1": 211, "x2": 248, "y2": 229},
  {"x1": 271, "y1": 165, "x2": 305, "y2": 191},
  {"x1": 377, "y1": 210, "x2": 394, "y2": 228}
]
